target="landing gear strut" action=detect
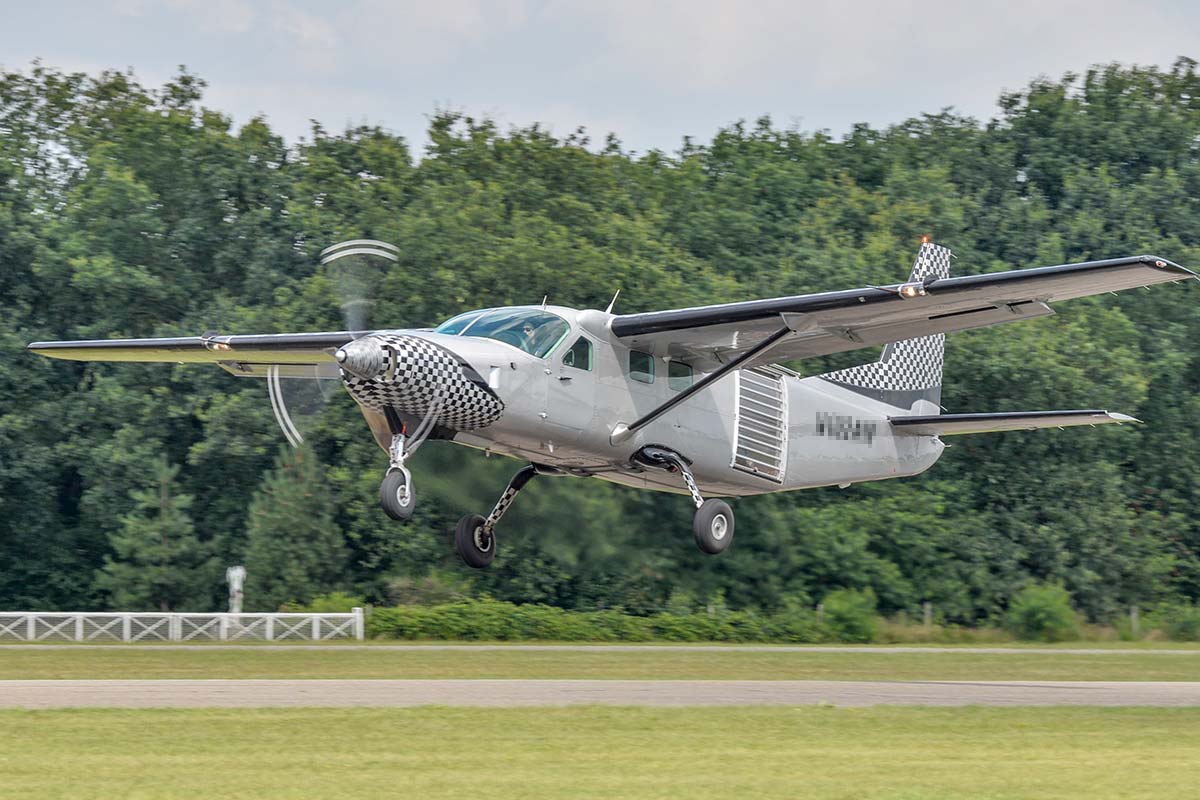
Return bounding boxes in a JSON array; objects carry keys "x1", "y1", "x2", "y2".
[
  {"x1": 455, "y1": 464, "x2": 541, "y2": 568},
  {"x1": 633, "y1": 446, "x2": 735, "y2": 554},
  {"x1": 379, "y1": 408, "x2": 416, "y2": 521}
]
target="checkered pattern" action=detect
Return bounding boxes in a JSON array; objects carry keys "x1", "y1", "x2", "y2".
[
  {"x1": 820, "y1": 242, "x2": 951, "y2": 393},
  {"x1": 341, "y1": 334, "x2": 504, "y2": 431}
]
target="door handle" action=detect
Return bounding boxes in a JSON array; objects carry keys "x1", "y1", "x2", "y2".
[{"x1": 558, "y1": 376, "x2": 573, "y2": 382}]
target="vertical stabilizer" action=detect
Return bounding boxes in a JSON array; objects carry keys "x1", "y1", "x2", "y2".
[{"x1": 817, "y1": 242, "x2": 952, "y2": 411}]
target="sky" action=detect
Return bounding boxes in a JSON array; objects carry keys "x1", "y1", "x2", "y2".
[{"x1": 2, "y1": 1, "x2": 1199, "y2": 154}]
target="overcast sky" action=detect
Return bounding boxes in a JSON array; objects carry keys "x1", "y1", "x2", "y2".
[{"x1": 3, "y1": 1, "x2": 1198, "y2": 153}]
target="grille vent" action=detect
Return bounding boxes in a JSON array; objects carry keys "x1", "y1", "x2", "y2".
[{"x1": 732, "y1": 367, "x2": 788, "y2": 482}]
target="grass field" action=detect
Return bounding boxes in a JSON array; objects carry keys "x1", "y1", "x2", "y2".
[
  {"x1": 2, "y1": 645, "x2": 1200, "y2": 681},
  {"x1": 1, "y1": 706, "x2": 1197, "y2": 799}
]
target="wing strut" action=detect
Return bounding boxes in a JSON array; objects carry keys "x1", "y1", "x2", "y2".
[{"x1": 610, "y1": 324, "x2": 792, "y2": 445}]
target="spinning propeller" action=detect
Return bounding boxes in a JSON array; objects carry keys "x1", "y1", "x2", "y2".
[{"x1": 266, "y1": 239, "x2": 399, "y2": 447}]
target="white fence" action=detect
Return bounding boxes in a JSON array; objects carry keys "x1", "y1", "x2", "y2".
[{"x1": 0, "y1": 609, "x2": 365, "y2": 642}]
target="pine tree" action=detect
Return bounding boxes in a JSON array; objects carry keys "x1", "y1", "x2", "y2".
[
  {"x1": 243, "y1": 445, "x2": 348, "y2": 610},
  {"x1": 96, "y1": 457, "x2": 214, "y2": 611}
]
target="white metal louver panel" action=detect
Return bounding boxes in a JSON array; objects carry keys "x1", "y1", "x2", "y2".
[{"x1": 732, "y1": 367, "x2": 788, "y2": 482}]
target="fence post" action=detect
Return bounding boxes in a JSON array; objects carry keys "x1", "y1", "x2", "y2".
[
  {"x1": 121, "y1": 614, "x2": 131, "y2": 642},
  {"x1": 219, "y1": 615, "x2": 228, "y2": 641},
  {"x1": 312, "y1": 615, "x2": 320, "y2": 640},
  {"x1": 75, "y1": 615, "x2": 84, "y2": 642},
  {"x1": 265, "y1": 616, "x2": 274, "y2": 641},
  {"x1": 354, "y1": 607, "x2": 365, "y2": 641},
  {"x1": 26, "y1": 615, "x2": 35, "y2": 641}
]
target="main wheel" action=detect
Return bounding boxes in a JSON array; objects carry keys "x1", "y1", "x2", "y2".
[
  {"x1": 380, "y1": 470, "x2": 416, "y2": 521},
  {"x1": 693, "y1": 498, "x2": 734, "y2": 554},
  {"x1": 455, "y1": 513, "x2": 496, "y2": 568}
]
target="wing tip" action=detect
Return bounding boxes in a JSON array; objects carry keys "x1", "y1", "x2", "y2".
[{"x1": 1141, "y1": 255, "x2": 1197, "y2": 279}]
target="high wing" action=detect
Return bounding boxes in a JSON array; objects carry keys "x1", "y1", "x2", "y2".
[
  {"x1": 890, "y1": 410, "x2": 1138, "y2": 436},
  {"x1": 610, "y1": 254, "x2": 1195, "y2": 368},
  {"x1": 26, "y1": 331, "x2": 360, "y2": 374}
]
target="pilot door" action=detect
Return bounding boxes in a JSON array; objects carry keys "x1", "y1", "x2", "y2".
[{"x1": 543, "y1": 334, "x2": 598, "y2": 444}]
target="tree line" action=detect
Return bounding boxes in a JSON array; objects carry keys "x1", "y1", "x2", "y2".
[{"x1": 1, "y1": 59, "x2": 1198, "y2": 622}]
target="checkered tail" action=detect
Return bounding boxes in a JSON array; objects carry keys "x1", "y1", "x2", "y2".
[{"x1": 817, "y1": 242, "x2": 952, "y2": 410}]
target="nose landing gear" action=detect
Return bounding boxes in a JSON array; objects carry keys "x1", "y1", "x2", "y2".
[
  {"x1": 380, "y1": 431, "x2": 416, "y2": 521},
  {"x1": 378, "y1": 406, "x2": 421, "y2": 521}
]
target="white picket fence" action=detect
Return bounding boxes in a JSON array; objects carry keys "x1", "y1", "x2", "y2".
[{"x1": 0, "y1": 609, "x2": 365, "y2": 642}]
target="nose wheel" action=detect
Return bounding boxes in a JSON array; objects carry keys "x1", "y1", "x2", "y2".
[
  {"x1": 380, "y1": 468, "x2": 416, "y2": 521},
  {"x1": 378, "y1": 407, "x2": 420, "y2": 521}
]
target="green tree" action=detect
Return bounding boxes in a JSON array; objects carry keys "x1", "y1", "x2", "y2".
[
  {"x1": 243, "y1": 446, "x2": 348, "y2": 610},
  {"x1": 95, "y1": 457, "x2": 214, "y2": 610}
]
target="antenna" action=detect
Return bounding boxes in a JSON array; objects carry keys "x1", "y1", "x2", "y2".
[
  {"x1": 604, "y1": 289, "x2": 621, "y2": 314},
  {"x1": 541, "y1": 295, "x2": 548, "y2": 309}
]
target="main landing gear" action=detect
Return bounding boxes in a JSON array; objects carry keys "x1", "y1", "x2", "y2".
[
  {"x1": 455, "y1": 464, "x2": 542, "y2": 568},
  {"x1": 632, "y1": 447, "x2": 735, "y2": 554}
]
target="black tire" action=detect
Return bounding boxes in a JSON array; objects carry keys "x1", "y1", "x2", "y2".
[
  {"x1": 693, "y1": 498, "x2": 734, "y2": 554},
  {"x1": 380, "y1": 470, "x2": 416, "y2": 521},
  {"x1": 455, "y1": 513, "x2": 496, "y2": 568}
]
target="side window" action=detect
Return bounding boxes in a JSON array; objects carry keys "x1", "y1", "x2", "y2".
[
  {"x1": 668, "y1": 361, "x2": 693, "y2": 391},
  {"x1": 563, "y1": 337, "x2": 593, "y2": 370},
  {"x1": 629, "y1": 350, "x2": 654, "y2": 384}
]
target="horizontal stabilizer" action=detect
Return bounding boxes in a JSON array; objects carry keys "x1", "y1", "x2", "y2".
[{"x1": 890, "y1": 410, "x2": 1139, "y2": 436}]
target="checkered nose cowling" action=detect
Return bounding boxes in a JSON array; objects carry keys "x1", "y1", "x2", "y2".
[{"x1": 337, "y1": 334, "x2": 504, "y2": 431}]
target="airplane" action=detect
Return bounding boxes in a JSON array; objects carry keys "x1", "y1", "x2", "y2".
[{"x1": 27, "y1": 239, "x2": 1196, "y2": 567}]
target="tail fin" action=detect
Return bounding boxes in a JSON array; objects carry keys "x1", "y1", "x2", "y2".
[{"x1": 817, "y1": 241, "x2": 952, "y2": 411}]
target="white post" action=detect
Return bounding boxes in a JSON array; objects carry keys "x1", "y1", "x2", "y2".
[
  {"x1": 170, "y1": 615, "x2": 181, "y2": 642},
  {"x1": 74, "y1": 615, "x2": 83, "y2": 642},
  {"x1": 265, "y1": 616, "x2": 274, "y2": 641},
  {"x1": 121, "y1": 614, "x2": 131, "y2": 642},
  {"x1": 226, "y1": 566, "x2": 245, "y2": 615},
  {"x1": 219, "y1": 615, "x2": 228, "y2": 641},
  {"x1": 354, "y1": 607, "x2": 365, "y2": 641},
  {"x1": 311, "y1": 616, "x2": 320, "y2": 640},
  {"x1": 26, "y1": 615, "x2": 35, "y2": 641}
]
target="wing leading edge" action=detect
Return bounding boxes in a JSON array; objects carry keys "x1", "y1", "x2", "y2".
[
  {"x1": 26, "y1": 331, "x2": 361, "y2": 366},
  {"x1": 890, "y1": 410, "x2": 1139, "y2": 436},
  {"x1": 610, "y1": 253, "x2": 1195, "y2": 367}
]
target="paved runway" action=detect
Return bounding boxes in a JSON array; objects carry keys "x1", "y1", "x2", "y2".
[{"x1": 2, "y1": 679, "x2": 1198, "y2": 708}]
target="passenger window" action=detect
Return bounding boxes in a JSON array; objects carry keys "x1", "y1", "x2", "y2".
[
  {"x1": 668, "y1": 361, "x2": 693, "y2": 391},
  {"x1": 629, "y1": 350, "x2": 654, "y2": 384},
  {"x1": 563, "y1": 337, "x2": 593, "y2": 370}
]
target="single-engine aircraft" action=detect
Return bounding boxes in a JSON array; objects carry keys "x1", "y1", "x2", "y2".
[{"x1": 28, "y1": 240, "x2": 1196, "y2": 567}]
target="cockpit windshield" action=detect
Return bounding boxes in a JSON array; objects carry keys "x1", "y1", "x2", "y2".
[{"x1": 433, "y1": 308, "x2": 570, "y2": 358}]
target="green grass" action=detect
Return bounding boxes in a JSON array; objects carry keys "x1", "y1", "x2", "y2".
[
  {"x1": 0, "y1": 706, "x2": 1197, "y2": 799},
  {"x1": 2, "y1": 646, "x2": 1200, "y2": 681}
]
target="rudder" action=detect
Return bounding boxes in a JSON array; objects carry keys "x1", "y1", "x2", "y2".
[{"x1": 817, "y1": 242, "x2": 952, "y2": 412}]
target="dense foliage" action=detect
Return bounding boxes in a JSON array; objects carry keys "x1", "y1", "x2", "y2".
[{"x1": 2, "y1": 60, "x2": 1199, "y2": 622}]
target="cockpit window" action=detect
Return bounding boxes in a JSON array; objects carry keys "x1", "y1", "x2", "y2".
[
  {"x1": 433, "y1": 310, "x2": 489, "y2": 336},
  {"x1": 436, "y1": 308, "x2": 570, "y2": 358}
]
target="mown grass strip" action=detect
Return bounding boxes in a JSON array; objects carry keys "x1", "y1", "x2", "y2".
[
  {"x1": 1, "y1": 706, "x2": 1197, "y2": 799},
  {"x1": 2, "y1": 646, "x2": 1200, "y2": 681}
]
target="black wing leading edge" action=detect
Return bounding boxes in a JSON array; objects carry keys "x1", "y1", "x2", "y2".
[{"x1": 609, "y1": 253, "x2": 1195, "y2": 367}]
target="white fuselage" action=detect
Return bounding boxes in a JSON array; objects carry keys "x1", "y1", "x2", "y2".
[{"x1": 355, "y1": 305, "x2": 944, "y2": 499}]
